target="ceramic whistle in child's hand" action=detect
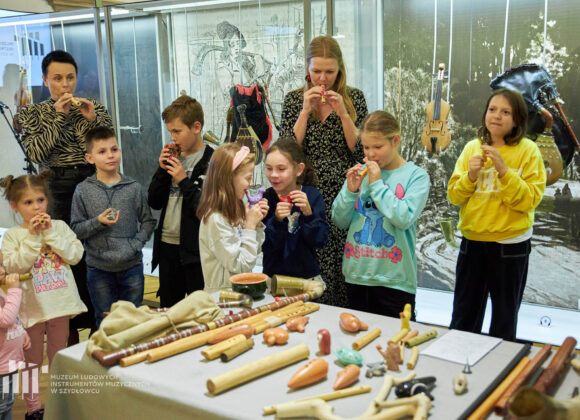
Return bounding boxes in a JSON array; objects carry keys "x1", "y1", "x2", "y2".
[
  {"x1": 275, "y1": 201, "x2": 292, "y2": 222},
  {"x1": 246, "y1": 187, "x2": 265, "y2": 208},
  {"x1": 278, "y1": 193, "x2": 292, "y2": 203}
]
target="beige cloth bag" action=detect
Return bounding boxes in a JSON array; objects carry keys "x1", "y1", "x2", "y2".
[{"x1": 86, "y1": 291, "x2": 223, "y2": 356}]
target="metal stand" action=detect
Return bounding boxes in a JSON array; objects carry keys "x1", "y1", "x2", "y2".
[{"x1": 0, "y1": 107, "x2": 37, "y2": 174}]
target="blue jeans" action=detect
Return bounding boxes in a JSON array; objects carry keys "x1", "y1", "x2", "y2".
[
  {"x1": 0, "y1": 372, "x2": 14, "y2": 420},
  {"x1": 87, "y1": 263, "x2": 145, "y2": 327}
]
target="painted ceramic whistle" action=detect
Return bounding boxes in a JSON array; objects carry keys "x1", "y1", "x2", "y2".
[
  {"x1": 286, "y1": 316, "x2": 309, "y2": 333},
  {"x1": 333, "y1": 364, "x2": 360, "y2": 390},
  {"x1": 339, "y1": 312, "x2": 368, "y2": 333},
  {"x1": 247, "y1": 187, "x2": 265, "y2": 208},
  {"x1": 317, "y1": 329, "x2": 331, "y2": 355},
  {"x1": 277, "y1": 193, "x2": 292, "y2": 203},
  {"x1": 106, "y1": 208, "x2": 118, "y2": 221},
  {"x1": 334, "y1": 347, "x2": 363, "y2": 367},
  {"x1": 287, "y1": 358, "x2": 328, "y2": 389},
  {"x1": 263, "y1": 327, "x2": 289, "y2": 346}
]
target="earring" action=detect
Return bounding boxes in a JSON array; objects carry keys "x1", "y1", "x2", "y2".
[{"x1": 305, "y1": 75, "x2": 311, "y2": 82}]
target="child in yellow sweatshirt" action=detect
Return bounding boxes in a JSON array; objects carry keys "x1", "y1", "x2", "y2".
[{"x1": 447, "y1": 88, "x2": 546, "y2": 341}]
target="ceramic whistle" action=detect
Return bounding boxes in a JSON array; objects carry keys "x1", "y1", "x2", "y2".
[
  {"x1": 317, "y1": 329, "x2": 331, "y2": 355},
  {"x1": 339, "y1": 312, "x2": 368, "y2": 333},
  {"x1": 263, "y1": 328, "x2": 289, "y2": 346},
  {"x1": 286, "y1": 316, "x2": 309, "y2": 332},
  {"x1": 333, "y1": 364, "x2": 360, "y2": 390},
  {"x1": 287, "y1": 358, "x2": 328, "y2": 389}
]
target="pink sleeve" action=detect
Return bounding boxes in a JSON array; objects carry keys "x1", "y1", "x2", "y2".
[{"x1": 0, "y1": 288, "x2": 23, "y2": 328}]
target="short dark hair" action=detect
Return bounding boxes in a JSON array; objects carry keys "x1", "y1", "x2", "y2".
[
  {"x1": 85, "y1": 126, "x2": 117, "y2": 153},
  {"x1": 162, "y1": 95, "x2": 204, "y2": 128},
  {"x1": 42, "y1": 50, "x2": 78, "y2": 76}
]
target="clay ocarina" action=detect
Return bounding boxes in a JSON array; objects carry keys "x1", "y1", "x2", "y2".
[
  {"x1": 263, "y1": 328, "x2": 289, "y2": 346},
  {"x1": 287, "y1": 358, "x2": 328, "y2": 389},
  {"x1": 278, "y1": 193, "x2": 292, "y2": 203},
  {"x1": 334, "y1": 347, "x2": 363, "y2": 367},
  {"x1": 333, "y1": 364, "x2": 360, "y2": 390},
  {"x1": 286, "y1": 316, "x2": 309, "y2": 332},
  {"x1": 339, "y1": 312, "x2": 368, "y2": 333},
  {"x1": 247, "y1": 187, "x2": 265, "y2": 208},
  {"x1": 317, "y1": 329, "x2": 331, "y2": 355},
  {"x1": 395, "y1": 376, "x2": 436, "y2": 400},
  {"x1": 106, "y1": 208, "x2": 118, "y2": 221},
  {"x1": 208, "y1": 324, "x2": 254, "y2": 344}
]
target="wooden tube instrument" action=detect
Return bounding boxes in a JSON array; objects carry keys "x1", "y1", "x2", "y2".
[
  {"x1": 493, "y1": 343, "x2": 552, "y2": 415},
  {"x1": 0, "y1": 273, "x2": 32, "y2": 286},
  {"x1": 407, "y1": 346, "x2": 419, "y2": 369},
  {"x1": 352, "y1": 328, "x2": 381, "y2": 351},
  {"x1": 93, "y1": 291, "x2": 320, "y2": 367},
  {"x1": 263, "y1": 385, "x2": 371, "y2": 416},
  {"x1": 466, "y1": 356, "x2": 530, "y2": 420},
  {"x1": 207, "y1": 344, "x2": 309, "y2": 395},
  {"x1": 220, "y1": 338, "x2": 254, "y2": 362},
  {"x1": 532, "y1": 336, "x2": 577, "y2": 394},
  {"x1": 405, "y1": 330, "x2": 437, "y2": 347},
  {"x1": 202, "y1": 334, "x2": 247, "y2": 360},
  {"x1": 388, "y1": 328, "x2": 409, "y2": 344}
]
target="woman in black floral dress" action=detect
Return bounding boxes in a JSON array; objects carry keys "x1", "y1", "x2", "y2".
[{"x1": 279, "y1": 36, "x2": 368, "y2": 307}]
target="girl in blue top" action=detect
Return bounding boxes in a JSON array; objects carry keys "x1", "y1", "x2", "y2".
[
  {"x1": 262, "y1": 138, "x2": 329, "y2": 282},
  {"x1": 332, "y1": 111, "x2": 430, "y2": 318}
]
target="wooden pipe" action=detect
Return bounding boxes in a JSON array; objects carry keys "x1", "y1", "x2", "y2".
[
  {"x1": 339, "y1": 312, "x2": 368, "y2": 333},
  {"x1": 207, "y1": 344, "x2": 309, "y2": 395},
  {"x1": 0, "y1": 273, "x2": 31, "y2": 285},
  {"x1": 288, "y1": 358, "x2": 328, "y2": 389},
  {"x1": 405, "y1": 329, "x2": 438, "y2": 347},
  {"x1": 207, "y1": 323, "x2": 253, "y2": 344},
  {"x1": 508, "y1": 386, "x2": 580, "y2": 420},
  {"x1": 333, "y1": 364, "x2": 360, "y2": 390},
  {"x1": 533, "y1": 336, "x2": 577, "y2": 395},
  {"x1": 202, "y1": 334, "x2": 247, "y2": 361},
  {"x1": 494, "y1": 343, "x2": 552, "y2": 415},
  {"x1": 220, "y1": 338, "x2": 254, "y2": 362},
  {"x1": 352, "y1": 328, "x2": 381, "y2": 351}
]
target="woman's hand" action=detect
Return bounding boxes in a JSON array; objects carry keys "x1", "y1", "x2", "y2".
[
  {"x1": 481, "y1": 145, "x2": 508, "y2": 178},
  {"x1": 76, "y1": 97, "x2": 97, "y2": 122},
  {"x1": 302, "y1": 86, "x2": 324, "y2": 114},
  {"x1": 324, "y1": 90, "x2": 348, "y2": 119},
  {"x1": 346, "y1": 164, "x2": 365, "y2": 193},
  {"x1": 289, "y1": 190, "x2": 312, "y2": 216},
  {"x1": 53, "y1": 93, "x2": 73, "y2": 114}
]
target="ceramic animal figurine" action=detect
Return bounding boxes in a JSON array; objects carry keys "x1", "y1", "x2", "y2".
[
  {"x1": 334, "y1": 347, "x2": 363, "y2": 367},
  {"x1": 395, "y1": 376, "x2": 436, "y2": 400},
  {"x1": 263, "y1": 328, "x2": 289, "y2": 346},
  {"x1": 286, "y1": 316, "x2": 309, "y2": 332},
  {"x1": 287, "y1": 358, "x2": 328, "y2": 389},
  {"x1": 317, "y1": 329, "x2": 331, "y2": 355},
  {"x1": 333, "y1": 364, "x2": 360, "y2": 390},
  {"x1": 400, "y1": 303, "x2": 412, "y2": 330},
  {"x1": 339, "y1": 312, "x2": 368, "y2": 333},
  {"x1": 247, "y1": 187, "x2": 265, "y2": 208}
]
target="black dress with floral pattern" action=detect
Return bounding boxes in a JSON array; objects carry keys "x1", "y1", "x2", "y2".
[{"x1": 280, "y1": 87, "x2": 368, "y2": 307}]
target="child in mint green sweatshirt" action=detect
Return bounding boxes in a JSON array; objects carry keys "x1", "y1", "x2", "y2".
[{"x1": 332, "y1": 111, "x2": 430, "y2": 318}]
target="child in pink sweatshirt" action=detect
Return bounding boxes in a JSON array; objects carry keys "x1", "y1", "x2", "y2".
[{"x1": 1, "y1": 250, "x2": 31, "y2": 420}]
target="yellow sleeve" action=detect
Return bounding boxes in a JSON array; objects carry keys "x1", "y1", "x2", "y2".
[{"x1": 447, "y1": 140, "x2": 479, "y2": 206}]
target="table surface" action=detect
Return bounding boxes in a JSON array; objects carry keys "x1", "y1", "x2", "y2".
[{"x1": 44, "y1": 298, "x2": 579, "y2": 420}]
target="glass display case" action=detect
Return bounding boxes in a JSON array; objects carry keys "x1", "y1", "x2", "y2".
[{"x1": 0, "y1": 0, "x2": 578, "y2": 345}]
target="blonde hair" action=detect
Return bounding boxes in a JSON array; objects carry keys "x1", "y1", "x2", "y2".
[
  {"x1": 197, "y1": 143, "x2": 255, "y2": 225},
  {"x1": 1, "y1": 170, "x2": 51, "y2": 204},
  {"x1": 302, "y1": 36, "x2": 356, "y2": 121},
  {"x1": 360, "y1": 110, "x2": 400, "y2": 140}
]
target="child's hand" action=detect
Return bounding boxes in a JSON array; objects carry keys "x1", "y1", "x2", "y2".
[
  {"x1": 158, "y1": 147, "x2": 171, "y2": 170},
  {"x1": 275, "y1": 201, "x2": 292, "y2": 221},
  {"x1": 4, "y1": 273, "x2": 20, "y2": 289},
  {"x1": 364, "y1": 158, "x2": 381, "y2": 184},
  {"x1": 257, "y1": 198, "x2": 269, "y2": 218},
  {"x1": 28, "y1": 213, "x2": 51, "y2": 235},
  {"x1": 98, "y1": 208, "x2": 120, "y2": 225},
  {"x1": 23, "y1": 331, "x2": 31, "y2": 351},
  {"x1": 481, "y1": 145, "x2": 508, "y2": 178},
  {"x1": 289, "y1": 190, "x2": 312, "y2": 216},
  {"x1": 245, "y1": 202, "x2": 265, "y2": 230},
  {"x1": 468, "y1": 154, "x2": 486, "y2": 182},
  {"x1": 346, "y1": 164, "x2": 365, "y2": 193},
  {"x1": 165, "y1": 157, "x2": 187, "y2": 183}
]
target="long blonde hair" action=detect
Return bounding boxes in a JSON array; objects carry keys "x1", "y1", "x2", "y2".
[
  {"x1": 197, "y1": 143, "x2": 255, "y2": 225},
  {"x1": 301, "y1": 36, "x2": 356, "y2": 121}
]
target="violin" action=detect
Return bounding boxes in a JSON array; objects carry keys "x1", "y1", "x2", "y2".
[
  {"x1": 13, "y1": 67, "x2": 32, "y2": 133},
  {"x1": 421, "y1": 63, "x2": 451, "y2": 153}
]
